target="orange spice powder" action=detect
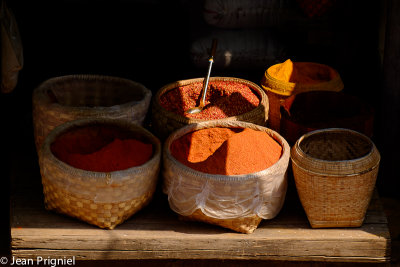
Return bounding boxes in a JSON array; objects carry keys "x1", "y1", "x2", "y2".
[
  {"x1": 170, "y1": 127, "x2": 282, "y2": 175},
  {"x1": 268, "y1": 59, "x2": 337, "y2": 84}
]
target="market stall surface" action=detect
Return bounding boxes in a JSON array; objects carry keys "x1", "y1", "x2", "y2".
[{"x1": 10, "y1": 151, "x2": 390, "y2": 264}]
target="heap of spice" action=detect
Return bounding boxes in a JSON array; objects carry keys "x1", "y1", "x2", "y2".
[
  {"x1": 268, "y1": 59, "x2": 338, "y2": 84},
  {"x1": 159, "y1": 81, "x2": 260, "y2": 120},
  {"x1": 51, "y1": 125, "x2": 153, "y2": 172},
  {"x1": 170, "y1": 127, "x2": 282, "y2": 175}
]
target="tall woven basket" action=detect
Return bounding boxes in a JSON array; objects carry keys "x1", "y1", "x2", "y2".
[
  {"x1": 162, "y1": 120, "x2": 290, "y2": 234},
  {"x1": 33, "y1": 75, "x2": 152, "y2": 152},
  {"x1": 152, "y1": 77, "x2": 269, "y2": 140},
  {"x1": 291, "y1": 128, "x2": 380, "y2": 228},
  {"x1": 261, "y1": 62, "x2": 344, "y2": 132},
  {"x1": 39, "y1": 118, "x2": 161, "y2": 229}
]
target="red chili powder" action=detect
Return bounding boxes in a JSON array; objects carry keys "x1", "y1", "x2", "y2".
[
  {"x1": 160, "y1": 81, "x2": 260, "y2": 120},
  {"x1": 51, "y1": 126, "x2": 153, "y2": 172},
  {"x1": 170, "y1": 127, "x2": 282, "y2": 175}
]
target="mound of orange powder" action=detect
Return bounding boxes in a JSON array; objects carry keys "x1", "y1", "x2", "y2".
[
  {"x1": 268, "y1": 59, "x2": 337, "y2": 85},
  {"x1": 170, "y1": 127, "x2": 282, "y2": 175}
]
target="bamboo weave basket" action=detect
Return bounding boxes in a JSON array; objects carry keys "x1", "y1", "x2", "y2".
[
  {"x1": 151, "y1": 77, "x2": 269, "y2": 140},
  {"x1": 261, "y1": 62, "x2": 344, "y2": 132},
  {"x1": 291, "y1": 128, "x2": 380, "y2": 228},
  {"x1": 162, "y1": 120, "x2": 290, "y2": 234},
  {"x1": 33, "y1": 75, "x2": 152, "y2": 152},
  {"x1": 39, "y1": 118, "x2": 161, "y2": 229}
]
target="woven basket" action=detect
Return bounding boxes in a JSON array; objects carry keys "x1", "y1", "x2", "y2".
[
  {"x1": 33, "y1": 75, "x2": 152, "y2": 152},
  {"x1": 39, "y1": 118, "x2": 161, "y2": 229},
  {"x1": 280, "y1": 91, "x2": 374, "y2": 144},
  {"x1": 261, "y1": 62, "x2": 343, "y2": 132},
  {"x1": 151, "y1": 77, "x2": 269, "y2": 140},
  {"x1": 162, "y1": 120, "x2": 290, "y2": 234},
  {"x1": 291, "y1": 128, "x2": 380, "y2": 228}
]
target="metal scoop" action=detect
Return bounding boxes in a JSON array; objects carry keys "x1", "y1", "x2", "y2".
[{"x1": 185, "y1": 39, "x2": 218, "y2": 114}]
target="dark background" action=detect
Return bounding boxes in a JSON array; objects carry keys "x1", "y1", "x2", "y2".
[{"x1": 1, "y1": 0, "x2": 398, "y2": 264}]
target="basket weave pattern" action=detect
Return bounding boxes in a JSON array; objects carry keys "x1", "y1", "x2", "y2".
[
  {"x1": 291, "y1": 165, "x2": 379, "y2": 227},
  {"x1": 291, "y1": 128, "x2": 380, "y2": 228},
  {"x1": 162, "y1": 120, "x2": 290, "y2": 233},
  {"x1": 152, "y1": 77, "x2": 269, "y2": 140},
  {"x1": 33, "y1": 75, "x2": 152, "y2": 152},
  {"x1": 43, "y1": 181, "x2": 155, "y2": 229},
  {"x1": 39, "y1": 118, "x2": 161, "y2": 229}
]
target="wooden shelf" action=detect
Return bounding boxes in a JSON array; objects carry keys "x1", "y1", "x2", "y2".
[{"x1": 10, "y1": 156, "x2": 391, "y2": 263}]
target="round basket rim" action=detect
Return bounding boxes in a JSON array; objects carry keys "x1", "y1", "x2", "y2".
[
  {"x1": 163, "y1": 120, "x2": 290, "y2": 181},
  {"x1": 34, "y1": 74, "x2": 152, "y2": 112},
  {"x1": 41, "y1": 117, "x2": 161, "y2": 178},
  {"x1": 292, "y1": 128, "x2": 379, "y2": 168},
  {"x1": 154, "y1": 76, "x2": 268, "y2": 124}
]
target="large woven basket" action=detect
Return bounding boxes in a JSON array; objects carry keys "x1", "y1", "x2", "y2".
[
  {"x1": 261, "y1": 62, "x2": 343, "y2": 132},
  {"x1": 33, "y1": 75, "x2": 152, "y2": 152},
  {"x1": 291, "y1": 128, "x2": 380, "y2": 228},
  {"x1": 152, "y1": 77, "x2": 269, "y2": 140},
  {"x1": 162, "y1": 120, "x2": 290, "y2": 234},
  {"x1": 39, "y1": 118, "x2": 161, "y2": 229}
]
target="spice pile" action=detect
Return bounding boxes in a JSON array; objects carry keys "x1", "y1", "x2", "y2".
[
  {"x1": 51, "y1": 125, "x2": 153, "y2": 172},
  {"x1": 159, "y1": 81, "x2": 260, "y2": 119},
  {"x1": 170, "y1": 127, "x2": 282, "y2": 175},
  {"x1": 268, "y1": 59, "x2": 337, "y2": 84}
]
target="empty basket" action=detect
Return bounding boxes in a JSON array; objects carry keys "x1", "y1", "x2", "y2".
[{"x1": 291, "y1": 128, "x2": 380, "y2": 228}]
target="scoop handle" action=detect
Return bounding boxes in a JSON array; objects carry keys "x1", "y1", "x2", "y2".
[
  {"x1": 200, "y1": 39, "x2": 217, "y2": 107},
  {"x1": 209, "y1": 39, "x2": 218, "y2": 60}
]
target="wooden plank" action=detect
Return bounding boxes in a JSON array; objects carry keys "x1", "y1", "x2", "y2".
[
  {"x1": 10, "y1": 249, "x2": 390, "y2": 263},
  {"x1": 10, "y1": 186, "x2": 390, "y2": 262},
  {"x1": 9, "y1": 152, "x2": 391, "y2": 263}
]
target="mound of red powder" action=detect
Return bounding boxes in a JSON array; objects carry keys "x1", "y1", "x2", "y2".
[
  {"x1": 51, "y1": 126, "x2": 153, "y2": 172},
  {"x1": 160, "y1": 81, "x2": 260, "y2": 120}
]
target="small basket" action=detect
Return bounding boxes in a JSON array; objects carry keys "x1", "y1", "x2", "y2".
[
  {"x1": 291, "y1": 128, "x2": 380, "y2": 228},
  {"x1": 39, "y1": 118, "x2": 161, "y2": 229},
  {"x1": 162, "y1": 120, "x2": 290, "y2": 233},
  {"x1": 33, "y1": 75, "x2": 152, "y2": 152},
  {"x1": 151, "y1": 77, "x2": 269, "y2": 140},
  {"x1": 261, "y1": 62, "x2": 343, "y2": 132}
]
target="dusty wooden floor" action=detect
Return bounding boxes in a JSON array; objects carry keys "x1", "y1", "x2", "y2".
[
  {"x1": 48, "y1": 197, "x2": 400, "y2": 267},
  {"x1": 49, "y1": 197, "x2": 400, "y2": 266},
  {"x1": 5, "y1": 197, "x2": 398, "y2": 267}
]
